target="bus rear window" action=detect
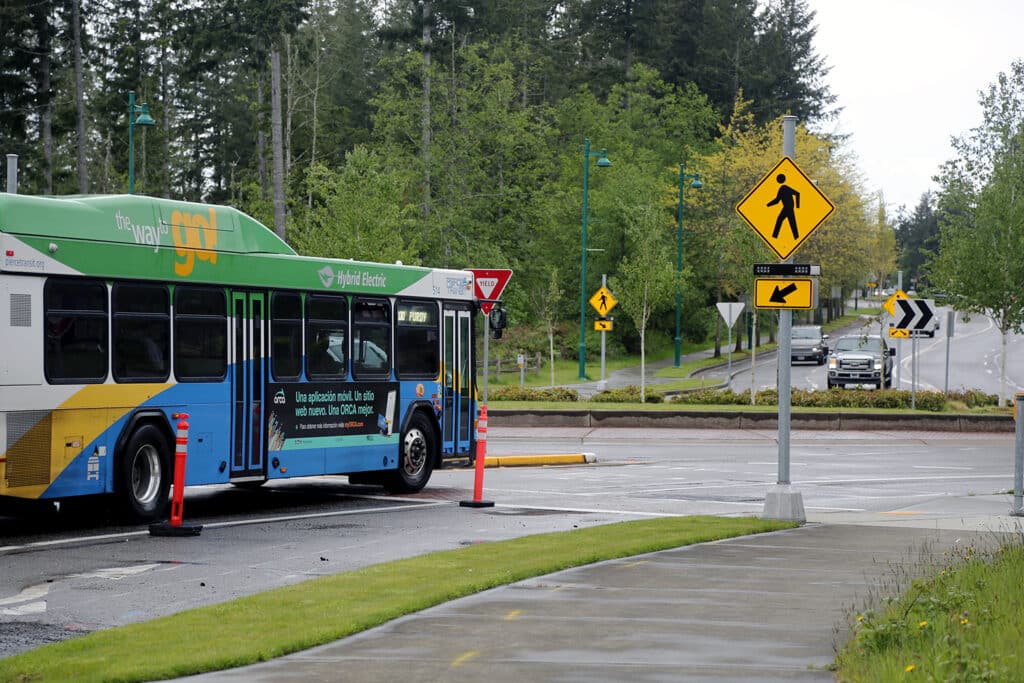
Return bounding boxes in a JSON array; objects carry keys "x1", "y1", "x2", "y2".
[
  {"x1": 44, "y1": 278, "x2": 109, "y2": 383},
  {"x1": 174, "y1": 286, "x2": 227, "y2": 381}
]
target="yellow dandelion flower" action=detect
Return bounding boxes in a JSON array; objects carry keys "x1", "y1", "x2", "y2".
[
  {"x1": 905, "y1": 664, "x2": 916, "y2": 673},
  {"x1": 960, "y1": 618, "x2": 969, "y2": 626},
  {"x1": 857, "y1": 615, "x2": 865, "y2": 622},
  {"x1": 918, "y1": 620, "x2": 928, "y2": 629}
]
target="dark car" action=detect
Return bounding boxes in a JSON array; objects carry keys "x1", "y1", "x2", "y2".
[
  {"x1": 790, "y1": 325, "x2": 829, "y2": 365},
  {"x1": 827, "y1": 334, "x2": 894, "y2": 389}
]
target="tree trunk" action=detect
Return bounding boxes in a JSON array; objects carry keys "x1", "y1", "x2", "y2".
[
  {"x1": 548, "y1": 324, "x2": 555, "y2": 387},
  {"x1": 71, "y1": 0, "x2": 89, "y2": 192},
  {"x1": 33, "y1": 5, "x2": 53, "y2": 193},
  {"x1": 257, "y1": 78, "x2": 268, "y2": 197},
  {"x1": 420, "y1": 0, "x2": 432, "y2": 219},
  {"x1": 271, "y1": 47, "x2": 287, "y2": 240},
  {"x1": 284, "y1": 33, "x2": 294, "y2": 173}
]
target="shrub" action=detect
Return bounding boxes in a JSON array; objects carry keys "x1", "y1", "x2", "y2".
[
  {"x1": 487, "y1": 385, "x2": 579, "y2": 402},
  {"x1": 670, "y1": 387, "x2": 952, "y2": 411},
  {"x1": 947, "y1": 389, "x2": 1000, "y2": 408},
  {"x1": 591, "y1": 385, "x2": 663, "y2": 403}
]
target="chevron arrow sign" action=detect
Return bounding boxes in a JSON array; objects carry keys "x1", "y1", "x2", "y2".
[{"x1": 894, "y1": 298, "x2": 936, "y2": 330}]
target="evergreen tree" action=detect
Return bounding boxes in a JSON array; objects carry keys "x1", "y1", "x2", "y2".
[{"x1": 894, "y1": 192, "x2": 939, "y2": 288}]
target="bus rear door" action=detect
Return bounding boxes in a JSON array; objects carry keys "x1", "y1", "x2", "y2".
[{"x1": 230, "y1": 291, "x2": 266, "y2": 480}]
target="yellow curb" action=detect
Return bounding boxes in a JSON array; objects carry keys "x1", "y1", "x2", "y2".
[{"x1": 484, "y1": 454, "x2": 592, "y2": 468}]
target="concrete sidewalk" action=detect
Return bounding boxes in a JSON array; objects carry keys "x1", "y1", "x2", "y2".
[{"x1": 176, "y1": 518, "x2": 1017, "y2": 683}]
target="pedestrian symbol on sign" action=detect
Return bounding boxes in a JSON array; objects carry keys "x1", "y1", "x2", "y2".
[
  {"x1": 768, "y1": 174, "x2": 800, "y2": 239},
  {"x1": 735, "y1": 157, "x2": 835, "y2": 261},
  {"x1": 589, "y1": 286, "x2": 617, "y2": 315}
]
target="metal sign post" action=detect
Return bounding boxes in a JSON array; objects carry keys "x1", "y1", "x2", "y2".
[
  {"x1": 1013, "y1": 393, "x2": 1024, "y2": 516},
  {"x1": 762, "y1": 116, "x2": 806, "y2": 522},
  {"x1": 715, "y1": 302, "x2": 745, "y2": 387},
  {"x1": 944, "y1": 310, "x2": 955, "y2": 395},
  {"x1": 601, "y1": 275, "x2": 608, "y2": 388}
]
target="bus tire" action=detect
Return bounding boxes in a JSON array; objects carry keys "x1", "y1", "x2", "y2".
[
  {"x1": 384, "y1": 412, "x2": 435, "y2": 493},
  {"x1": 117, "y1": 424, "x2": 171, "y2": 522}
]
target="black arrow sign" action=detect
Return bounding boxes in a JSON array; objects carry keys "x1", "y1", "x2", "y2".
[
  {"x1": 914, "y1": 301, "x2": 934, "y2": 330},
  {"x1": 770, "y1": 282, "x2": 799, "y2": 303},
  {"x1": 895, "y1": 298, "x2": 936, "y2": 330},
  {"x1": 896, "y1": 298, "x2": 915, "y2": 329}
]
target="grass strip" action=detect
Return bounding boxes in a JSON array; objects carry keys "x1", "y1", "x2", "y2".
[
  {"x1": 0, "y1": 515, "x2": 793, "y2": 683},
  {"x1": 835, "y1": 539, "x2": 1024, "y2": 681}
]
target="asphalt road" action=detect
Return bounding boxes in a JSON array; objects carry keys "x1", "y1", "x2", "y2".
[
  {"x1": 1, "y1": 426, "x2": 1018, "y2": 660},
  {"x1": 700, "y1": 307, "x2": 1024, "y2": 397}
]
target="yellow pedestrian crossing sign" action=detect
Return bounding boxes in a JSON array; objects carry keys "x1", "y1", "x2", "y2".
[
  {"x1": 735, "y1": 157, "x2": 835, "y2": 260},
  {"x1": 589, "y1": 286, "x2": 617, "y2": 315}
]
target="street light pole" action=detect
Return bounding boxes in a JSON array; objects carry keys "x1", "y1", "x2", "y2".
[
  {"x1": 675, "y1": 164, "x2": 701, "y2": 367},
  {"x1": 578, "y1": 138, "x2": 610, "y2": 380},
  {"x1": 127, "y1": 90, "x2": 155, "y2": 194}
]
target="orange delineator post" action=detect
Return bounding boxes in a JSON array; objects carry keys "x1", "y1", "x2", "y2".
[
  {"x1": 460, "y1": 404, "x2": 494, "y2": 508},
  {"x1": 169, "y1": 413, "x2": 189, "y2": 526},
  {"x1": 149, "y1": 412, "x2": 203, "y2": 536}
]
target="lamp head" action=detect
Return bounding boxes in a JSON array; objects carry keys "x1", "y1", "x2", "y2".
[
  {"x1": 134, "y1": 103, "x2": 155, "y2": 127},
  {"x1": 596, "y1": 149, "x2": 611, "y2": 168},
  {"x1": 690, "y1": 174, "x2": 702, "y2": 190}
]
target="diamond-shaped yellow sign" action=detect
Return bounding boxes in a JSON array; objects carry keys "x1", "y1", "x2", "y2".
[
  {"x1": 589, "y1": 286, "x2": 617, "y2": 315},
  {"x1": 883, "y1": 289, "x2": 908, "y2": 317},
  {"x1": 735, "y1": 157, "x2": 835, "y2": 260}
]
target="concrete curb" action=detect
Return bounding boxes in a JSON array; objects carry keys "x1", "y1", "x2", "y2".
[
  {"x1": 484, "y1": 453, "x2": 594, "y2": 467},
  {"x1": 488, "y1": 408, "x2": 1013, "y2": 432}
]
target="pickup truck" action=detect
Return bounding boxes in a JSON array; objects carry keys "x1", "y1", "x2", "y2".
[{"x1": 826, "y1": 334, "x2": 895, "y2": 389}]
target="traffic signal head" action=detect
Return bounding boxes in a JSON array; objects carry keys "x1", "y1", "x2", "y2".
[{"x1": 489, "y1": 306, "x2": 507, "y2": 339}]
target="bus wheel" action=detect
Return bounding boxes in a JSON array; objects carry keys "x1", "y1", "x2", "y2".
[
  {"x1": 385, "y1": 413, "x2": 435, "y2": 493},
  {"x1": 118, "y1": 424, "x2": 171, "y2": 522}
]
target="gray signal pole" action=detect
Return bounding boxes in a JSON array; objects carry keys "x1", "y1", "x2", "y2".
[{"x1": 763, "y1": 115, "x2": 805, "y2": 523}]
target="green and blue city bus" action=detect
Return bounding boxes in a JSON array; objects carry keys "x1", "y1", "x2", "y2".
[{"x1": 0, "y1": 194, "x2": 480, "y2": 521}]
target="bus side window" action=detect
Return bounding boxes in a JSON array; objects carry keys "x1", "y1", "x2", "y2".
[
  {"x1": 306, "y1": 294, "x2": 347, "y2": 380},
  {"x1": 352, "y1": 297, "x2": 391, "y2": 379},
  {"x1": 271, "y1": 292, "x2": 302, "y2": 381},
  {"x1": 44, "y1": 278, "x2": 108, "y2": 384},
  {"x1": 112, "y1": 282, "x2": 170, "y2": 383},
  {"x1": 174, "y1": 286, "x2": 227, "y2": 381}
]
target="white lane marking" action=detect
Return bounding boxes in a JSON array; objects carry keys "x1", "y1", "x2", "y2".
[
  {"x1": 1, "y1": 602, "x2": 46, "y2": 616},
  {"x1": 0, "y1": 583, "x2": 50, "y2": 606},
  {"x1": 199, "y1": 501, "x2": 448, "y2": 530},
  {"x1": 0, "y1": 501, "x2": 447, "y2": 555},
  {"x1": 494, "y1": 503, "x2": 673, "y2": 517},
  {"x1": 71, "y1": 564, "x2": 160, "y2": 581},
  {"x1": 913, "y1": 465, "x2": 974, "y2": 470}
]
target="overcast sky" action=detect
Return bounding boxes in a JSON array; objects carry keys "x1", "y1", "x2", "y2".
[{"x1": 805, "y1": 0, "x2": 1024, "y2": 215}]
